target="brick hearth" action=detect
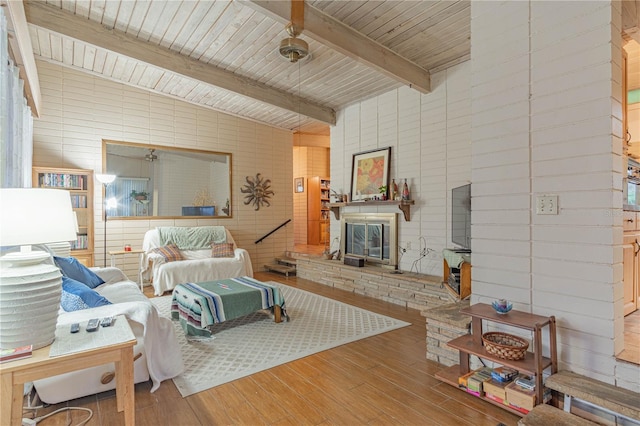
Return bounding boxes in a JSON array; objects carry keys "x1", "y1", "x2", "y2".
[{"x1": 295, "y1": 257, "x2": 450, "y2": 310}]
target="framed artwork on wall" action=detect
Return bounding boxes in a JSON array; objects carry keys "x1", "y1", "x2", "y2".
[
  {"x1": 350, "y1": 147, "x2": 391, "y2": 201},
  {"x1": 294, "y1": 177, "x2": 304, "y2": 193}
]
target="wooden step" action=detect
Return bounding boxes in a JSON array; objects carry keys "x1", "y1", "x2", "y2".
[
  {"x1": 264, "y1": 263, "x2": 296, "y2": 276},
  {"x1": 545, "y1": 371, "x2": 640, "y2": 422},
  {"x1": 275, "y1": 257, "x2": 297, "y2": 267},
  {"x1": 518, "y1": 404, "x2": 599, "y2": 426}
]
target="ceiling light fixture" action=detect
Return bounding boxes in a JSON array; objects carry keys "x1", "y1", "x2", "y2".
[
  {"x1": 145, "y1": 148, "x2": 157, "y2": 162},
  {"x1": 279, "y1": 0, "x2": 309, "y2": 63}
]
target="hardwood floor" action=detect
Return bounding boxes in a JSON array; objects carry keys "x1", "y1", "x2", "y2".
[
  {"x1": 618, "y1": 309, "x2": 640, "y2": 365},
  {"x1": 32, "y1": 271, "x2": 520, "y2": 426}
]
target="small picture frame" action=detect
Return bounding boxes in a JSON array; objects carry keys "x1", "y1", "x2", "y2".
[
  {"x1": 294, "y1": 177, "x2": 304, "y2": 193},
  {"x1": 350, "y1": 147, "x2": 391, "y2": 201}
]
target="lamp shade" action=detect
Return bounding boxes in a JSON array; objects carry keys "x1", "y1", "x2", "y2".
[
  {"x1": 95, "y1": 173, "x2": 116, "y2": 185},
  {"x1": 0, "y1": 188, "x2": 78, "y2": 349},
  {"x1": 0, "y1": 188, "x2": 77, "y2": 246}
]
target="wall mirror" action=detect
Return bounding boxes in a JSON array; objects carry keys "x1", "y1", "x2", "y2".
[{"x1": 103, "y1": 140, "x2": 232, "y2": 219}]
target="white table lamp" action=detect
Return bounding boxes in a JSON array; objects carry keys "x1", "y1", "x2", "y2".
[{"x1": 0, "y1": 188, "x2": 78, "y2": 349}]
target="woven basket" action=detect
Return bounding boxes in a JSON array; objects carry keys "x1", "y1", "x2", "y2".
[{"x1": 482, "y1": 332, "x2": 529, "y2": 360}]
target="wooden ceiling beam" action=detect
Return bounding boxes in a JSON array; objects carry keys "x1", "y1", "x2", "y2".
[
  {"x1": 244, "y1": 0, "x2": 431, "y2": 93},
  {"x1": 4, "y1": 1, "x2": 42, "y2": 117},
  {"x1": 23, "y1": 1, "x2": 336, "y2": 125}
]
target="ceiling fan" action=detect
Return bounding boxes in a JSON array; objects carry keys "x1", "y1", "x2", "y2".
[
  {"x1": 145, "y1": 149, "x2": 157, "y2": 162},
  {"x1": 278, "y1": 0, "x2": 309, "y2": 63}
]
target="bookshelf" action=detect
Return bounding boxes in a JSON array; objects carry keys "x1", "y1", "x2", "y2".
[
  {"x1": 435, "y1": 304, "x2": 557, "y2": 416},
  {"x1": 308, "y1": 177, "x2": 330, "y2": 245},
  {"x1": 32, "y1": 167, "x2": 94, "y2": 266}
]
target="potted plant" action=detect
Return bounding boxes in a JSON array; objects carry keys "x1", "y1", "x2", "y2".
[
  {"x1": 378, "y1": 185, "x2": 388, "y2": 201},
  {"x1": 130, "y1": 190, "x2": 149, "y2": 201}
]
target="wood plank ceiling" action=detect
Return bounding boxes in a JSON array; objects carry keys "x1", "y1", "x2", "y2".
[{"x1": 24, "y1": 0, "x2": 471, "y2": 135}]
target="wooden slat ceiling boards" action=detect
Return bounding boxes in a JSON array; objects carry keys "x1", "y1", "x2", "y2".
[{"x1": 23, "y1": 0, "x2": 472, "y2": 135}]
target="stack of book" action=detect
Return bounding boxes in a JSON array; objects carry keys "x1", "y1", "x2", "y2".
[
  {"x1": 0, "y1": 345, "x2": 33, "y2": 363},
  {"x1": 492, "y1": 366, "x2": 518, "y2": 382},
  {"x1": 457, "y1": 364, "x2": 551, "y2": 414},
  {"x1": 458, "y1": 367, "x2": 493, "y2": 396},
  {"x1": 505, "y1": 379, "x2": 551, "y2": 414}
]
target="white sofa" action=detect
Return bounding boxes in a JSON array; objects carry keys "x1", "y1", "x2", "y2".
[
  {"x1": 33, "y1": 267, "x2": 184, "y2": 404},
  {"x1": 141, "y1": 226, "x2": 254, "y2": 296}
]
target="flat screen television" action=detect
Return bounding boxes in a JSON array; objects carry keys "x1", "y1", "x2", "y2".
[{"x1": 451, "y1": 184, "x2": 471, "y2": 251}]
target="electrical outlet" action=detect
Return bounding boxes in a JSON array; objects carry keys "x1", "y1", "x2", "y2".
[
  {"x1": 406, "y1": 242, "x2": 411, "y2": 249},
  {"x1": 536, "y1": 195, "x2": 558, "y2": 215}
]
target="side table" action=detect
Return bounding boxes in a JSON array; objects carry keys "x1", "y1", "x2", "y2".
[
  {"x1": 0, "y1": 315, "x2": 136, "y2": 425},
  {"x1": 109, "y1": 249, "x2": 144, "y2": 291}
]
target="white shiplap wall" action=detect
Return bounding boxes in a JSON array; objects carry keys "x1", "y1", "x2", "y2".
[
  {"x1": 471, "y1": 1, "x2": 638, "y2": 390},
  {"x1": 32, "y1": 59, "x2": 294, "y2": 278},
  {"x1": 331, "y1": 61, "x2": 472, "y2": 277},
  {"x1": 332, "y1": 0, "x2": 639, "y2": 393}
]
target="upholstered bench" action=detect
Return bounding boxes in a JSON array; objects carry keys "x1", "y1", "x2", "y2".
[
  {"x1": 170, "y1": 276, "x2": 287, "y2": 337},
  {"x1": 518, "y1": 404, "x2": 599, "y2": 425},
  {"x1": 545, "y1": 371, "x2": 640, "y2": 423}
]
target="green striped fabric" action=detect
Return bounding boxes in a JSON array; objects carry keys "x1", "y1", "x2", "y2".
[{"x1": 170, "y1": 277, "x2": 286, "y2": 336}]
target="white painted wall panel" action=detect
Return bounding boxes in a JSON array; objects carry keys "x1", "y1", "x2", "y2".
[
  {"x1": 331, "y1": 60, "x2": 471, "y2": 277},
  {"x1": 470, "y1": 0, "x2": 637, "y2": 388},
  {"x1": 464, "y1": 1, "x2": 636, "y2": 386},
  {"x1": 32, "y1": 59, "x2": 294, "y2": 280}
]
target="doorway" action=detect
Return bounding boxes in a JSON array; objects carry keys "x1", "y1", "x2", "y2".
[
  {"x1": 292, "y1": 134, "x2": 331, "y2": 255},
  {"x1": 621, "y1": 39, "x2": 640, "y2": 365}
]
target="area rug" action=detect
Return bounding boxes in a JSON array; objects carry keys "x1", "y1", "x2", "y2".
[{"x1": 150, "y1": 282, "x2": 411, "y2": 397}]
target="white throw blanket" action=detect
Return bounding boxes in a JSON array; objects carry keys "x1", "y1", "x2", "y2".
[
  {"x1": 54, "y1": 294, "x2": 183, "y2": 391},
  {"x1": 141, "y1": 227, "x2": 254, "y2": 296},
  {"x1": 49, "y1": 270, "x2": 184, "y2": 393}
]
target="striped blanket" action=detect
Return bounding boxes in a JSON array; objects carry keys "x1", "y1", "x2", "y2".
[{"x1": 170, "y1": 277, "x2": 287, "y2": 337}]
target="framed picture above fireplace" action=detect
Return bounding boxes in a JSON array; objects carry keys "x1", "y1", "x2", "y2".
[{"x1": 350, "y1": 147, "x2": 391, "y2": 201}]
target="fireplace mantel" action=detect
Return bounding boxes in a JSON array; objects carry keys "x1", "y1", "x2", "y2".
[{"x1": 328, "y1": 200, "x2": 415, "y2": 221}]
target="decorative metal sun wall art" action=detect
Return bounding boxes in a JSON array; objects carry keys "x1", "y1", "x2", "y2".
[{"x1": 241, "y1": 173, "x2": 274, "y2": 210}]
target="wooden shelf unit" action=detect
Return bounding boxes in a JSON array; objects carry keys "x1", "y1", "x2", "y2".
[
  {"x1": 32, "y1": 167, "x2": 94, "y2": 266},
  {"x1": 308, "y1": 177, "x2": 330, "y2": 245},
  {"x1": 328, "y1": 199, "x2": 415, "y2": 221},
  {"x1": 435, "y1": 303, "x2": 557, "y2": 416}
]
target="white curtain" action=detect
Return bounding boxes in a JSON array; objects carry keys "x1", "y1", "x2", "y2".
[{"x1": 0, "y1": 7, "x2": 33, "y2": 188}]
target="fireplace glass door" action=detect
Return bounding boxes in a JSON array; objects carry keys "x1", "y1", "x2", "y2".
[
  {"x1": 345, "y1": 223, "x2": 389, "y2": 262},
  {"x1": 341, "y1": 213, "x2": 398, "y2": 268},
  {"x1": 345, "y1": 223, "x2": 365, "y2": 256}
]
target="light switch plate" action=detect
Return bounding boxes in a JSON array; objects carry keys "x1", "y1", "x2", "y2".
[{"x1": 536, "y1": 195, "x2": 558, "y2": 215}]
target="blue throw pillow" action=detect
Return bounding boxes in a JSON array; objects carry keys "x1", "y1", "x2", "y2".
[
  {"x1": 54, "y1": 256, "x2": 105, "y2": 289},
  {"x1": 60, "y1": 277, "x2": 112, "y2": 312}
]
